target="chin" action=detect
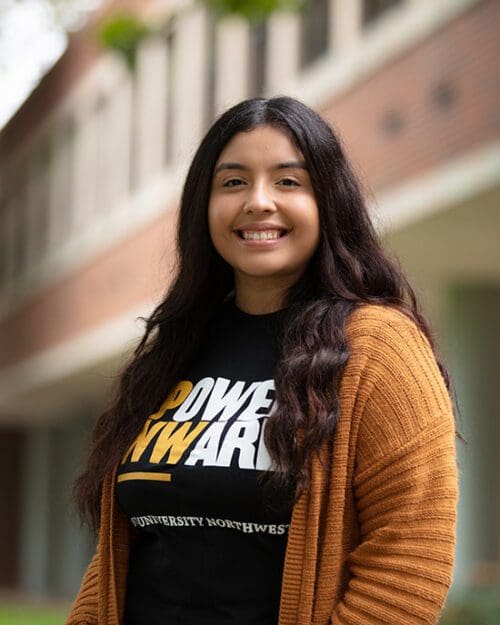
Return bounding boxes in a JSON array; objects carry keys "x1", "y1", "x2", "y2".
[
  {"x1": 235, "y1": 265, "x2": 294, "y2": 279},
  {"x1": 234, "y1": 264, "x2": 290, "y2": 277}
]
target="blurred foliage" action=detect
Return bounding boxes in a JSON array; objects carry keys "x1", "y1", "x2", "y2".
[
  {"x1": 439, "y1": 587, "x2": 500, "y2": 625},
  {"x1": 97, "y1": 1, "x2": 309, "y2": 70},
  {"x1": 97, "y1": 13, "x2": 151, "y2": 70},
  {"x1": 200, "y1": 0, "x2": 308, "y2": 23}
]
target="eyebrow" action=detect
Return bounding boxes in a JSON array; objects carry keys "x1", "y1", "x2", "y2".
[{"x1": 213, "y1": 160, "x2": 307, "y2": 176}]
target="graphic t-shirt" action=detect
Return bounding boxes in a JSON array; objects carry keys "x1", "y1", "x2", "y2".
[{"x1": 116, "y1": 298, "x2": 296, "y2": 625}]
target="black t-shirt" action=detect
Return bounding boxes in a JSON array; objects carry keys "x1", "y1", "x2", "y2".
[{"x1": 116, "y1": 298, "x2": 296, "y2": 625}]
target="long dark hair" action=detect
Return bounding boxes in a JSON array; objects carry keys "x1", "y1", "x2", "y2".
[{"x1": 73, "y1": 95, "x2": 465, "y2": 533}]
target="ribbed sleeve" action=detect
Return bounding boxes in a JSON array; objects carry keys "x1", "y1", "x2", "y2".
[
  {"x1": 65, "y1": 548, "x2": 99, "y2": 625},
  {"x1": 331, "y1": 310, "x2": 459, "y2": 624},
  {"x1": 63, "y1": 304, "x2": 459, "y2": 625}
]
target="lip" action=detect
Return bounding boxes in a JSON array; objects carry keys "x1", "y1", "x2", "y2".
[
  {"x1": 233, "y1": 229, "x2": 291, "y2": 247},
  {"x1": 233, "y1": 222, "x2": 290, "y2": 233}
]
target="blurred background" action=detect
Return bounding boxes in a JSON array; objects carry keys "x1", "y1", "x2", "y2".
[{"x1": 0, "y1": 0, "x2": 498, "y2": 623}]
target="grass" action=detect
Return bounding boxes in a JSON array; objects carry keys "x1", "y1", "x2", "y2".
[{"x1": 0, "y1": 603, "x2": 67, "y2": 625}]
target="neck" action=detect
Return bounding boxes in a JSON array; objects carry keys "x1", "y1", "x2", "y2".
[{"x1": 235, "y1": 277, "x2": 290, "y2": 315}]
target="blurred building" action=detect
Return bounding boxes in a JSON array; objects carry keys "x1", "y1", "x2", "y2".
[{"x1": 0, "y1": 0, "x2": 498, "y2": 605}]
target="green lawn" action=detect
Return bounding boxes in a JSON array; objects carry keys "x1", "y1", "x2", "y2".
[
  {"x1": 0, "y1": 604, "x2": 67, "y2": 625},
  {"x1": 2, "y1": 587, "x2": 500, "y2": 625}
]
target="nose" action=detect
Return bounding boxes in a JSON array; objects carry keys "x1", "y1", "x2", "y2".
[{"x1": 242, "y1": 180, "x2": 276, "y2": 214}]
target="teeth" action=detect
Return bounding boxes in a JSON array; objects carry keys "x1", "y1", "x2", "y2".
[{"x1": 241, "y1": 230, "x2": 283, "y2": 240}]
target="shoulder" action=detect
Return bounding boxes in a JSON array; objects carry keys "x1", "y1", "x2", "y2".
[
  {"x1": 346, "y1": 302, "x2": 420, "y2": 334},
  {"x1": 345, "y1": 303, "x2": 454, "y2": 451},
  {"x1": 344, "y1": 302, "x2": 433, "y2": 361},
  {"x1": 344, "y1": 302, "x2": 438, "y2": 377}
]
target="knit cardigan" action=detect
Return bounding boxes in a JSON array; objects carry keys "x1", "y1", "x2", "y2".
[{"x1": 66, "y1": 303, "x2": 460, "y2": 625}]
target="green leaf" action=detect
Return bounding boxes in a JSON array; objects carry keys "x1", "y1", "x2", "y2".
[
  {"x1": 97, "y1": 13, "x2": 151, "y2": 70},
  {"x1": 202, "y1": 0, "x2": 308, "y2": 23}
]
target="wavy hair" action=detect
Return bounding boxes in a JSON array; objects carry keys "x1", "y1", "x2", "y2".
[{"x1": 73, "y1": 96, "x2": 466, "y2": 533}]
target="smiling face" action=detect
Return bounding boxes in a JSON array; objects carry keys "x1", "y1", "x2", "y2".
[{"x1": 208, "y1": 124, "x2": 320, "y2": 310}]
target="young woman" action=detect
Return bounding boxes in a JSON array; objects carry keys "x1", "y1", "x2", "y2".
[{"x1": 67, "y1": 96, "x2": 462, "y2": 625}]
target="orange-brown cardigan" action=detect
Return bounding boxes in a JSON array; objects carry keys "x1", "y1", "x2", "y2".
[{"x1": 66, "y1": 304, "x2": 460, "y2": 625}]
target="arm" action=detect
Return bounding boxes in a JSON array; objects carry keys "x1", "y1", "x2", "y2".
[{"x1": 332, "y1": 310, "x2": 460, "y2": 624}]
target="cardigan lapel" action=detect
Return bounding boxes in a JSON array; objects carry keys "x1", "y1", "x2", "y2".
[
  {"x1": 277, "y1": 430, "x2": 327, "y2": 625},
  {"x1": 98, "y1": 465, "x2": 133, "y2": 625},
  {"x1": 277, "y1": 480, "x2": 309, "y2": 625}
]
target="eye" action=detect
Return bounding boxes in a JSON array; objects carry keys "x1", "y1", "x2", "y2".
[
  {"x1": 279, "y1": 178, "x2": 300, "y2": 187},
  {"x1": 222, "y1": 178, "x2": 244, "y2": 187}
]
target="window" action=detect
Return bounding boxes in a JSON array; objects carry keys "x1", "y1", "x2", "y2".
[
  {"x1": 0, "y1": 193, "x2": 18, "y2": 288},
  {"x1": 11, "y1": 188, "x2": 26, "y2": 280},
  {"x1": 300, "y1": 0, "x2": 329, "y2": 69},
  {"x1": 248, "y1": 19, "x2": 267, "y2": 97},
  {"x1": 362, "y1": 0, "x2": 404, "y2": 28}
]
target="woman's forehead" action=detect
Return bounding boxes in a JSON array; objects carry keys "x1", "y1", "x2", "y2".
[{"x1": 216, "y1": 126, "x2": 304, "y2": 165}]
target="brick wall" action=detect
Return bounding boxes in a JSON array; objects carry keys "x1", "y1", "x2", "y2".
[{"x1": 321, "y1": 0, "x2": 500, "y2": 191}]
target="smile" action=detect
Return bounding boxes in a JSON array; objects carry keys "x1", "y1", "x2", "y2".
[
  {"x1": 239, "y1": 230, "x2": 287, "y2": 240},
  {"x1": 236, "y1": 228, "x2": 288, "y2": 239},
  {"x1": 233, "y1": 229, "x2": 291, "y2": 246}
]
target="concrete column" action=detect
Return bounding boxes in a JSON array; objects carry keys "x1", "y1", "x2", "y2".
[
  {"x1": 214, "y1": 15, "x2": 250, "y2": 117},
  {"x1": 72, "y1": 106, "x2": 99, "y2": 230},
  {"x1": 94, "y1": 99, "x2": 113, "y2": 216},
  {"x1": 444, "y1": 284, "x2": 500, "y2": 590},
  {"x1": 134, "y1": 36, "x2": 169, "y2": 186},
  {"x1": 19, "y1": 427, "x2": 51, "y2": 595},
  {"x1": 170, "y1": 5, "x2": 209, "y2": 164},
  {"x1": 48, "y1": 124, "x2": 74, "y2": 249},
  {"x1": 105, "y1": 71, "x2": 134, "y2": 211},
  {"x1": 266, "y1": 11, "x2": 301, "y2": 94},
  {"x1": 19, "y1": 416, "x2": 95, "y2": 598},
  {"x1": 329, "y1": 0, "x2": 363, "y2": 53},
  {"x1": 47, "y1": 415, "x2": 94, "y2": 597},
  {"x1": 25, "y1": 165, "x2": 43, "y2": 271}
]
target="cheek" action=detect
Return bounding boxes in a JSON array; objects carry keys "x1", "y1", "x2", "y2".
[
  {"x1": 294, "y1": 206, "x2": 321, "y2": 247},
  {"x1": 207, "y1": 205, "x2": 232, "y2": 253},
  {"x1": 309, "y1": 205, "x2": 321, "y2": 242},
  {"x1": 208, "y1": 199, "x2": 230, "y2": 230},
  {"x1": 311, "y1": 217, "x2": 321, "y2": 247},
  {"x1": 207, "y1": 202, "x2": 221, "y2": 238}
]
